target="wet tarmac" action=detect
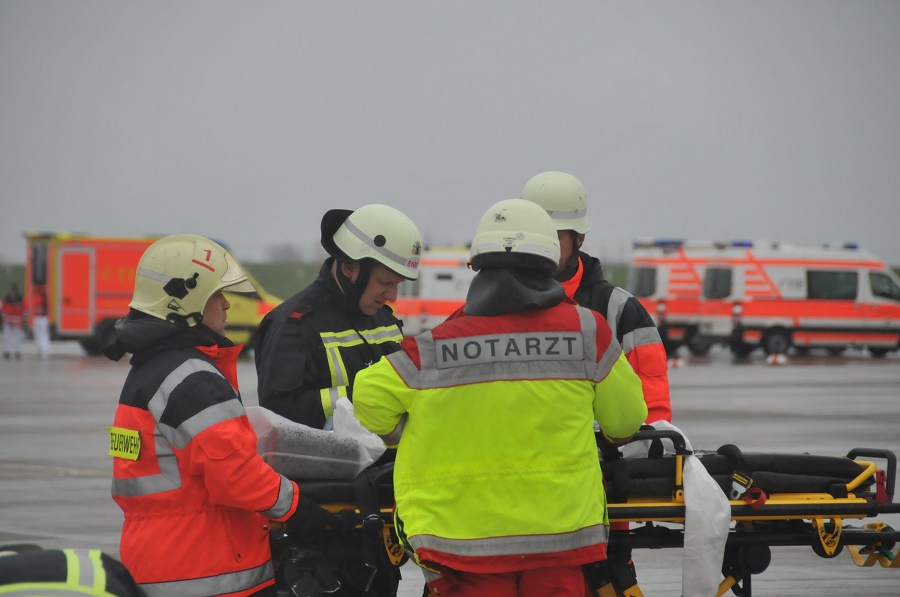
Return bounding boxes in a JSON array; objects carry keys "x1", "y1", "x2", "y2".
[{"x1": 1, "y1": 339, "x2": 898, "y2": 595}]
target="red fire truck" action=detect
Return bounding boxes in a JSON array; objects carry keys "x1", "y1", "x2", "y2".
[{"x1": 24, "y1": 232, "x2": 281, "y2": 355}]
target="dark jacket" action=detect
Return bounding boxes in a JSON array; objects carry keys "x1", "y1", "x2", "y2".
[
  {"x1": 254, "y1": 259, "x2": 405, "y2": 429},
  {"x1": 570, "y1": 251, "x2": 672, "y2": 423},
  {"x1": 0, "y1": 548, "x2": 146, "y2": 596}
]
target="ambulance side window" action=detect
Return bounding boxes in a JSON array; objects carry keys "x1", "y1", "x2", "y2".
[
  {"x1": 628, "y1": 267, "x2": 656, "y2": 297},
  {"x1": 31, "y1": 243, "x2": 48, "y2": 286},
  {"x1": 870, "y1": 272, "x2": 900, "y2": 301},
  {"x1": 807, "y1": 270, "x2": 857, "y2": 300},
  {"x1": 703, "y1": 267, "x2": 732, "y2": 299},
  {"x1": 398, "y1": 278, "x2": 420, "y2": 298}
]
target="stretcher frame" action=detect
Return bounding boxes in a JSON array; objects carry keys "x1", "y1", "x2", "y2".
[{"x1": 279, "y1": 430, "x2": 900, "y2": 597}]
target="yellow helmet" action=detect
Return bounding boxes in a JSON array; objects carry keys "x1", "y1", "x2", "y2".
[
  {"x1": 321, "y1": 204, "x2": 422, "y2": 280},
  {"x1": 469, "y1": 199, "x2": 560, "y2": 269},
  {"x1": 129, "y1": 234, "x2": 255, "y2": 326},
  {"x1": 521, "y1": 171, "x2": 592, "y2": 234}
]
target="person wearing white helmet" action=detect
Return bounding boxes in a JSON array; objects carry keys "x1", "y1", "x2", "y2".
[
  {"x1": 353, "y1": 199, "x2": 646, "y2": 597},
  {"x1": 523, "y1": 171, "x2": 672, "y2": 595},
  {"x1": 253, "y1": 205, "x2": 421, "y2": 596},
  {"x1": 254, "y1": 204, "x2": 422, "y2": 430},
  {"x1": 522, "y1": 170, "x2": 672, "y2": 425},
  {"x1": 104, "y1": 234, "x2": 310, "y2": 597}
]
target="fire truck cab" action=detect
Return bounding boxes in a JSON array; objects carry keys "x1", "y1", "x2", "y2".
[
  {"x1": 695, "y1": 241, "x2": 900, "y2": 357},
  {"x1": 24, "y1": 232, "x2": 281, "y2": 355},
  {"x1": 389, "y1": 248, "x2": 475, "y2": 335}
]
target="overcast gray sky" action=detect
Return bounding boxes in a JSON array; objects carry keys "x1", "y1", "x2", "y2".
[{"x1": 2, "y1": 1, "x2": 899, "y2": 268}]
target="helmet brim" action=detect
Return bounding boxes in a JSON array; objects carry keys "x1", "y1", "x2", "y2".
[{"x1": 222, "y1": 278, "x2": 256, "y2": 294}]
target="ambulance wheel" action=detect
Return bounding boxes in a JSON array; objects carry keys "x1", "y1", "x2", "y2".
[
  {"x1": 686, "y1": 335, "x2": 712, "y2": 356},
  {"x1": 869, "y1": 347, "x2": 890, "y2": 358},
  {"x1": 731, "y1": 342, "x2": 755, "y2": 358},
  {"x1": 762, "y1": 329, "x2": 790, "y2": 355}
]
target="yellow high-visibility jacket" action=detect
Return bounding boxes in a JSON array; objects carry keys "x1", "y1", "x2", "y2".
[{"x1": 354, "y1": 300, "x2": 646, "y2": 576}]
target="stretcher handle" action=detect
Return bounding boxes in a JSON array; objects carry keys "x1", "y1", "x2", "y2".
[
  {"x1": 846, "y1": 448, "x2": 896, "y2": 502},
  {"x1": 630, "y1": 428, "x2": 691, "y2": 456}
]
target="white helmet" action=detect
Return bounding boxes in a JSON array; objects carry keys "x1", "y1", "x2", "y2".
[
  {"x1": 469, "y1": 199, "x2": 560, "y2": 269},
  {"x1": 129, "y1": 234, "x2": 255, "y2": 326},
  {"x1": 321, "y1": 204, "x2": 422, "y2": 280},
  {"x1": 521, "y1": 171, "x2": 592, "y2": 234}
]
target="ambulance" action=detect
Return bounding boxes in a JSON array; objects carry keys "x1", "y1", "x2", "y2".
[
  {"x1": 23, "y1": 232, "x2": 281, "y2": 355},
  {"x1": 389, "y1": 247, "x2": 476, "y2": 335},
  {"x1": 627, "y1": 239, "x2": 712, "y2": 355},
  {"x1": 693, "y1": 241, "x2": 900, "y2": 357}
]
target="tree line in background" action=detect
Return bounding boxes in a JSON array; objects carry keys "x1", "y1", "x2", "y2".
[{"x1": 0, "y1": 260, "x2": 631, "y2": 307}]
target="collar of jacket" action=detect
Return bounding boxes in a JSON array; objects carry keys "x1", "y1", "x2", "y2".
[{"x1": 104, "y1": 311, "x2": 234, "y2": 366}]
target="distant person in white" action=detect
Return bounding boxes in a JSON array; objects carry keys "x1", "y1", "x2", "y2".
[{"x1": 32, "y1": 290, "x2": 50, "y2": 357}]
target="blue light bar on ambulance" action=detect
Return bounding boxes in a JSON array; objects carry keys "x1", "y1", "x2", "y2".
[
  {"x1": 653, "y1": 239, "x2": 684, "y2": 248},
  {"x1": 633, "y1": 238, "x2": 685, "y2": 249},
  {"x1": 731, "y1": 240, "x2": 754, "y2": 248}
]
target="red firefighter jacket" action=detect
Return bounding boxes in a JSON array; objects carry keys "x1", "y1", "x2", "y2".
[{"x1": 108, "y1": 315, "x2": 298, "y2": 597}]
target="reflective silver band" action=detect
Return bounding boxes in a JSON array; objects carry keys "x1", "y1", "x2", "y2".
[
  {"x1": 388, "y1": 306, "x2": 621, "y2": 388},
  {"x1": 139, "y1": 560, "x2": 274, "y2": 597},
  {"x1": 546, "y1": 208, "x2": 587, "y2": 220},
  {"x1": 409, "y1": 524, "x2": 607, "y2": 557},
  {"x1": 259, "y1": 475, "x2": 296, "y2": 519},
  {"x1": 343, "y1": 218, "x2": 413, "y2": 270}
]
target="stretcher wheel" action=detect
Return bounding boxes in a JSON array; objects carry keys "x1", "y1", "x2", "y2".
[{"x1": 811, "y1": 519, "x2": 844, "y2": 559}]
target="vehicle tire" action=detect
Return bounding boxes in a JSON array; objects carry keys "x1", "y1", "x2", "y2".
[
  {"x1": 869, "y1": 347, "x2": 890, "y2": 358},
  {"x1": 826, "y1": 347, "x2": 846, "y2": 357},
  {"x1": 662, "y1": 339, "x2": 682, "y2": 358},
  {"x1": 686, "y1": 335, "x2": 712, "y2": 356},
  {"x1": 762, "y1": 329, "x2": 791, "y2": 356},
  {"x1": 730, "y1": 342, "x2": 755, "y2": 358}
]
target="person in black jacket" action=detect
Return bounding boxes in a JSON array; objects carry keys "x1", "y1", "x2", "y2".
[
  {"x1": 0, "y1": 545, "x2": 146, "y2": 597},
  {"x1": 254, "y1": 204, "x2": 422, "y2": 430}
]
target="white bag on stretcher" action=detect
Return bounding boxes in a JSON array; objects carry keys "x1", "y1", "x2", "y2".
[
  {"x1": 621, "y1": 420, "x2": 731, "y2": 597},
  {"x1": 247, "y1": 402, "x2": 386, "y2": 480}
]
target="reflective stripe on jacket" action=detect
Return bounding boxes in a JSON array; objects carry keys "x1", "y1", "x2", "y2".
[
  {"x1": 0, "y1": 548, "x2": 145, "y2": 597},
  {"x1": 571, "y1": 252, "x2": 672, "y2": 423},
  {"x1": 254, "y1": 259, "x2": 404, "y2": 428},
  {"x1": 353, "y1": 301, "x2": 647, "y2": 574},
  {"x1": 110, "y1": 338, "x2": 298, "y2": 597}
]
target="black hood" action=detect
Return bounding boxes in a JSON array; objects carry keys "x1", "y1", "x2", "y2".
[
  {"x1": 103, "y1": 310, "x2": 230, "y2": 364},
  {"x1": 463, "y1": 268, "x2": 565, "y2": 316}
]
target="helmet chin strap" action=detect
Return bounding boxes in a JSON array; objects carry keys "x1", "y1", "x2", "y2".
[{"x1": 335, "y1": 260, "x2": 374, "y2": 312}]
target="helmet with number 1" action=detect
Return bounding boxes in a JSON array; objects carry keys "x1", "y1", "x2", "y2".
[
  {"x1": 129, "y1": 234, "x2": 255, "y2": 326},
  {"x1": 521, "y1": 171, "x2": 592, "y2": 234},
  {"x1": 320, "y1": 204, "x2": 422, "y2": 280},
  {"x1": 469, "y1": 199, "x2": 560, "y2": 271}
]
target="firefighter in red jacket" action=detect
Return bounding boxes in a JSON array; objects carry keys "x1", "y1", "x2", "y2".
[
  {"x1": 2, "y1": 284, "x2": 25, "y2": 360},
  {"x1": 105, "y1": 234, "x2": 323, "y2": 597},
  {"x1": 523, "y1": 171, "x2": 672, "y2": 595},
  {"x1": 522, "y1": 171, "x2": 672, "y2": 424}
]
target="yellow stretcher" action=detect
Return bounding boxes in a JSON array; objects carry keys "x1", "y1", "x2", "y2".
[
  {"x1": 273, "y1": 429, "x2": 900, "y2": 597},
  {"x1": 594, "y1": 429, "x2": 900, "y2": 596}
]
